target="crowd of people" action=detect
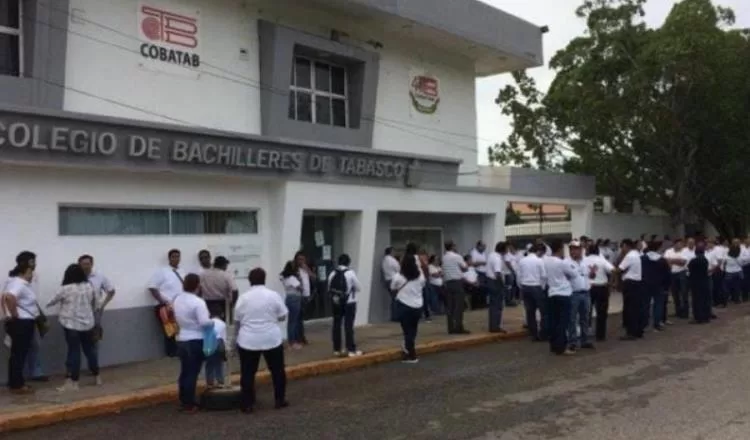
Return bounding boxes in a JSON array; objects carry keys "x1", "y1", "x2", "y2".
[{"x1": 2, "y1": 232, "x2": 746, "y2": 413}]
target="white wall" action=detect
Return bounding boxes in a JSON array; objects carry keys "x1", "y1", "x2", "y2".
[
  {"x1": 63, "y1": 0, "x2": 479, "y2": 170},
  {"x1": 0, "y1": 166, "x2": 269, "y2": 310},
  {"x1": 591, "y1": 213, "x2": 674, "y2": 242}
]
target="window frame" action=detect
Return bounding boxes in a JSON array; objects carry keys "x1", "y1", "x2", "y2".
[
  {"x1": 0, "y1": 0, "x2": 24, "y2": 77},
  {"x1": 58, "y1": 205, "x2": 260, "y2": 237},
  {"x1": 289, "y1": 56, "x2": 349, "y2": 128}
]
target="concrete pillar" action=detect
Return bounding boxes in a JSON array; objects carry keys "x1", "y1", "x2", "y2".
[
  {"x1": 481, "y1": 208, "x2": 506, "y2": 249},
  {"x1": 570, "y1": 201, "x2": 594, "y2": 239},
  {"x1": 342, "y1": 209, "x2": 377, "y2": 326},
  {"x1": 267, "y1": 183, "x2": 303, "y2": 293}
]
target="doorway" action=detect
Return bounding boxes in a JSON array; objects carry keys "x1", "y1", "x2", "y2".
[
  {"x1": 299, "y1": 212, "x2": 343, "y2": 320},
  {"x1": 390, "y1": 227, "x2": 444, "y2": 258}
]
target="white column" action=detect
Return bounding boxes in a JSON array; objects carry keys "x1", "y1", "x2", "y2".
[
  {"x1": 570, "y1": 201, "x2": 595, "y2": 239},
  {"x1": 266, "y1": 183, "x2": 303, "y2": 293},
  {"x1": 344, "y1": 209, "x2": 377, "y2": 326},
  {"x1": 481, "y1": 208, "x2": 507, "y2": 249}
]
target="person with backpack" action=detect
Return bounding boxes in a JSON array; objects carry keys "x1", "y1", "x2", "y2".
[{"x1": 328, "y1": 254, "x2": 363, "y2": 357}]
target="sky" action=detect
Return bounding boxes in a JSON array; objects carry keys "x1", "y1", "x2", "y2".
[{"x1": 474, "y1": 0, "x2": 750, "y2": 165}]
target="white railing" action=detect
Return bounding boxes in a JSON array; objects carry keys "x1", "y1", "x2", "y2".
[{"x1": 505, "y1": 221, "x2": 572, "y2": 237}]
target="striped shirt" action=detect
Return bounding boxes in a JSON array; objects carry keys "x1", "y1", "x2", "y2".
[{"x1": 442, "y1": 251, "x2": 466, "y2": 281}]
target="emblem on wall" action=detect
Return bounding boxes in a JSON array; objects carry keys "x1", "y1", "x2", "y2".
[
  {"x1": 137, "y1": 2, "x2": 201, "y2": 76},
  {"x1": 409, "y1": 73, "x2": 440, "y2": 115}
]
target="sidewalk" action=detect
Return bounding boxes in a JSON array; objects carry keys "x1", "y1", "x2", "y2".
[{"x1": 0, "y1": 293, "x2": 623, "y2": 432}]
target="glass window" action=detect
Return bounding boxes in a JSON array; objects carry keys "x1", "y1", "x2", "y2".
[
  {"x1": 171, "y1": 210, "x2": 258, "y2": 235},
  {"x1": 59, "y1": 207, "x2": 170, "y2": 236},
  {"x1": 289, "y1": 55, "x2": 348, "y2": 127},
  {"x1": 0, "y1": 0, "x2": 21, "y2": 77}
]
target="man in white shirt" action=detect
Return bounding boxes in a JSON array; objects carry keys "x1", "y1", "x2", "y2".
[
  {"x1": 78, "y1": 254, "x2": 115, "y2": 358},
  {"x1": 545, "y1": 240, "x2": 578, "y2": 355},
  {"x1": 442, "y1": 241, "x2": 468, "y2": 334},
  {"x1": 196, "y1": 249, "x2": 212, "y2": 275},
  {"x1": 504, "y1": 242, "x2": 520, "y2": 306},
  {"x1": 664, "y1": 239, "x2": 690, "y2": 319},
  {"x1": 518, "y1": 244, "x2": 547, "y2": 341},
  {"x1": 486, "y1": 242, "x2": 506, "y2": 333},
  {"x1": 11, "y1": 251, "x2": 48, "y2": 382},
  {"x1": 619, "y1": 239, "x2": 644, "y2": 340},
  {"x1": 567, "y1": 241, "x2": 594, "y2": 351},
  {"x1": 293, "y1": 251, "x2": 316, "y2": 344},
  {"x1": 327, "y1": 254, "x2": 363, "y2": 357},
  {"x1": 583, "y1": 246, "x2": 615, "y2": 341},
  {"x1": 148, "y1": 249, "x2": 187, "y2": 357},
  {"x1": 470, "y1": 240, "x2": 488, "y2": 292}
]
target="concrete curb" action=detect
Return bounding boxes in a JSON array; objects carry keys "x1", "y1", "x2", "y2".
[{"x1": 0, "y1": 330, "x2": 527, "y2": 433}]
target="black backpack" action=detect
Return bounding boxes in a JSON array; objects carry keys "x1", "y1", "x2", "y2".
[{"x1": 329, "y1": 269, "x2": 350, "y2": 306}]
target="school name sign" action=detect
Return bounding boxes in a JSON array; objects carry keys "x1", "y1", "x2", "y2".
[{"x1": 0, "y1": 115, "x2": 412, "y2": 182}]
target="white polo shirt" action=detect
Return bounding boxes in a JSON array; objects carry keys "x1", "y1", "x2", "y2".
[
  {"x1": 518, "y1": 254, "x2": 545, "y2": 287},
  {"x1": 545, "y1": 257, "x2": 575, "y2": 297},
  {"x1": 470, "y1": 248, "x2": 487, "y2": 274},
  {"x1": 619, "y1": 250, "x2": 643, "y2": 281},
  {"x1": 442, "y1": 251, "x2": 466, "y2": 281},
  {"x1": 234, "y1": 285, "x2": 288, "y2": 351},
  {"x1": 583, "y1": 255, "x2": 614, "y2": 286},
  {"x1": 381, "y1": 255, "x2": 400, "y2": 282},
  {"x1": 173, "y1": 292, "x2": 213, "y2": 342},
  {"x1": 486, "y1": 251, "x2": 503, "y2": 280},
  {"x1": 4, "y1": 277, "x2": 39, "y2": 319},
  {"x1": 88, "y1": 272, "x2": 115, "y2": 299},
  {"x1": 148, "y1": 266, "x2": 187, "y2": 303}
]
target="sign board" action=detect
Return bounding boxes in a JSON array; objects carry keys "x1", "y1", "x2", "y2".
[
  {"x1": 0, "y1": 111, "x2": 414, "y2": 184},
  {"x1": 137, "y1": 2, "x2": 201, "y2": 77},
  {"x1": 207, "y1": 243, "x2": 262, "y2": 280},
  {"x1": 409, "y1": 70, "x2": 440, "y2": 115}
]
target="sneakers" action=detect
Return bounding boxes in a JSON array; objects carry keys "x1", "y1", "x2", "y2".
[
  {"x1": 94, "y1": 375, "x2": 103, "y2": 386},
  {"x1": 333, "y1": 351, "x2": 343, "y2": 358},
  {"x1": 334, "y1": 350, "x2": 363, "y2": 358},
  {"x1": 348, "y1": 350, "x2": 363, "y2": 357},
  {"x1": 57, "y1": 379, "x2": 79, "y2": 392},
  {"x1": 402, "y1": 357, "x2": 419, "y2": 364}
]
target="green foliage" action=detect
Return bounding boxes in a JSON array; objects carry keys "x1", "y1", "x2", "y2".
[{"x1": 490, "y1": 0, "x2": 750, "y2": 237}]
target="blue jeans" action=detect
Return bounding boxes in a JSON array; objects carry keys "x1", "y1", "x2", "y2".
[
  {"x1": 670, "y1": 272, "x2": 689, "y2": 318},
  {"x1": 426, "y1": 284, "x2": 444, "y2": 315},
  {"x1": 396, "y1": 301, "x2": 422, "y2": 359},
  {"x1": 651, "y1": 292, "x2": 667, "y2": 328},
  {"x1": 24, "y1": 333, "x2": 44, "y2": 378},
  {"x1": 332, "y1": 302, "x2": 357, "y2": 352},
  {"x1": 725, "y1": 272, "x2": 743, "y2": 303},
  {"x1": 521, "y1": 285, "x2": 546, "y2": 340},
  {"x1": 568, "y1": 290, "x2": 591, "y2": 348},
  {"x1": 63, "y1": 328, "x2": 99, "y2": 382},
  {"x1": 285, "y1": 295, "x2": 303, "y2": 344},
  {"x1": 177, "y1": 340, "x2": 205, "y2": 408},
  {"x1": 487, "y1": 278, "x2": 505, "y2": 331},
  {"x1": 204, "y1": 351, "x2": 225, "y2": 385}
]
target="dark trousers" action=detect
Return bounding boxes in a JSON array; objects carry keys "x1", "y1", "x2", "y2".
[
  {"x1": 176, "y1": 340, "x2": 204, "y2": 408},
  {"x1": 421, "y1": 286, "x2": 431, "y2": 320},
  {"x1": 63, "y1": 328, "x2": 99, "y2": 381},
  {"x1": 238, "y1": 344, "x2": 286, "y2": 410},
  {"x1": 725, "y1": 272, "x2": 743, "y2": 303},
  {"x1": 155, "y1": 306, "x2": 177, "y2": 357},
  {"x1": 691, "y1": 281, "x2": 712, "y2": 323},
  {"x1": 742, "y1": 266, "x2": 750, "y2": 301},
  {"x1": 332, "y1": 302, "x2": 357, "y2": 352},
  {"x1": 6, "y1": 319, "x2": 35, "y2": 390},
  {"x1": 670, "y1": 272, "x2": 689, "y2": 318},
  {"x1": 205, "y1": 299, "x2": 227, "y2": 321},
  {"x1": 622, "y1": 280, "x2": 645, "y2": 338},
  {"x1": 521, "y1": 285, "x2": 546, "y2": 340},
  {"x1": 487, "y1": 278, "x2": 505, "y2": 331},
  {"x1": 444, "y1": 280, "x2": 466, "y2": 333},
  {"x1": 589, "y1": 285, "x2": 610, "y2": 340},
  {"x1": 396, "y1": 301, "x2": 422, "y2": 359},
  {"x1": 712, "y1": 271, "x2": 725, "y2": 306},
  {"x1": 650, "y1": 291, "x2": 667, "y2": 329},
  {"x1": 547, "y1": 295, "x2": 572, "y2": 354}
]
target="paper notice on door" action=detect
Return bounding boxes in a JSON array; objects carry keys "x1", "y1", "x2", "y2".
[
  {"x1": 317, "y1": 265, "x2": 327, "y2": 280},
  {"x1": 314, "y1": 230, "x2": 325, "y2": 247},
  {"x1": 322, "y1": 245, "x2": 332, "y2": 261}
]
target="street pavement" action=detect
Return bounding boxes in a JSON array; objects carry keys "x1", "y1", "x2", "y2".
[{"x1": 7, "y1": 304, "x2": 750, "y2": 440}]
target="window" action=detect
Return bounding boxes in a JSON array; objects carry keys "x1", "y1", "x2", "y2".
[
  {"x1": 59, "y1": 206, "x2": 259, "y2": 236},
  {"x1": 0, "y1": 0, "x2": 22, "y2": 77},
  {"x1": 288, "y1": 57, "x2": 348, "y2": 127}
]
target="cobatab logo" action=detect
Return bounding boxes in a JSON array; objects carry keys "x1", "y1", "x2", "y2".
[{"x1": 139, "y1": 5, "x2": 200, "y2": 68}]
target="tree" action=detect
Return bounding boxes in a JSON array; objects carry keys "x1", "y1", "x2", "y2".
[
  {"x1": 505, "y1": 206, "x2": 525, "y2": 225},
  {"x1": 490, "y1": 0, "x2": 750, "y2": 237}
]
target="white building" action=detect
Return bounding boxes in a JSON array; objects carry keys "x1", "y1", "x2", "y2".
[{"x1": 0, "y1": 0, "x2": 594, "y2": 372}]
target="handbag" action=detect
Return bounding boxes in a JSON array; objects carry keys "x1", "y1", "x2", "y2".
[{"x1": 17, "y1": 303, "x2": 49, "y2": 339}]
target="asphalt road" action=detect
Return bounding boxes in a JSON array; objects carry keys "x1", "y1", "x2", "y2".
[{"x1": 9, "y1": 306, "x2": 750, "y2": 440}]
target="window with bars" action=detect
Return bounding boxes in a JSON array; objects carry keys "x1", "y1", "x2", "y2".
[
  {"x1": 58, "y1": 206, "x2": 259, "y2": 236},
  {"x1": 288, "y1": 56, "x2": 348, "y2": 128},
  {"x1": 0, "y1": 0, "x2": 22, "y2": 77}
]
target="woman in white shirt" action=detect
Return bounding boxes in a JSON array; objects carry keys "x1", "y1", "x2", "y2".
[
  {"x1": 427, "y1": 255, "x2": 444, "y2": 315},
  {"x1": 280, "y1": 261, "x2": 304, "y2": 350},
  {"x1": 172, "y1": 273, "x2": 213, "y2": 413},
  {"x1": 234, "y1": 268, "x2": 289, "y2": 413},
  {"x1": 2, "y1": 262, "x2": 38, "y2": 394},
  {"x1": 47, "y1": 264, "x2": 103, "y2": 392},
  {"x1": 724, "y1": 243, "x2": 744, "y2": 304},
  {"x1": 390, "y1": 256, "x2": 426, "y2": 363}
]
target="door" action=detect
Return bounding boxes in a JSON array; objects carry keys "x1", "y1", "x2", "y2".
[{"x1": 299, "y1": 214, "x2": 342, "y2": 320}]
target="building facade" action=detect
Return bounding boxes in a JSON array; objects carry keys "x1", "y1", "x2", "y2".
[{"x1": 0, "y1": 0, "x2": 594, "y2": 373}]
